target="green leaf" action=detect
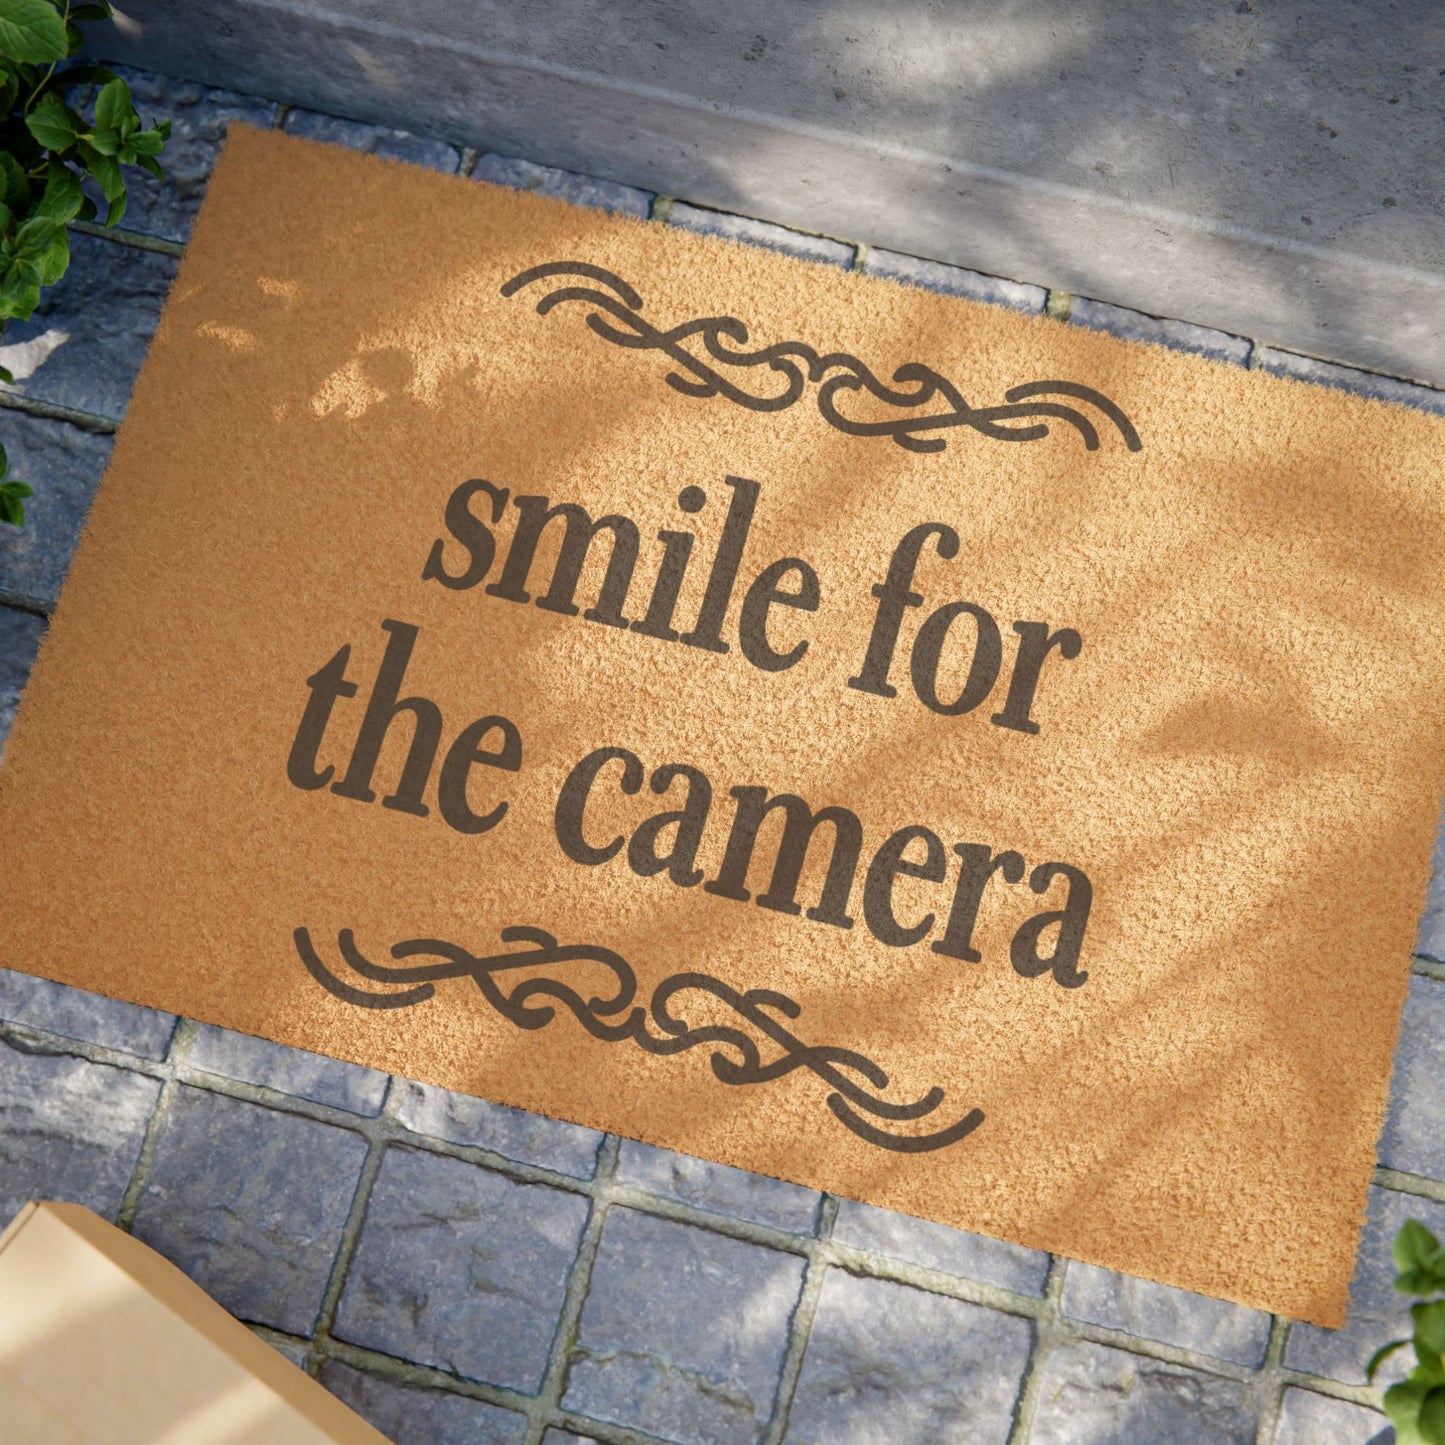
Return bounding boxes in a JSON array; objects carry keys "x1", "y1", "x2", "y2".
[
  {"x1": 0, "y1": 491, "x2": 25, "y2": 526},
  {"x1": 93, "y1": 76, "x2": 130, "y2": 131},
  {"x1": 1421, "y1": 1387, "x2": 1445, "y2": 1445},
  {"x1": 1387, "y1": 1379, "x2": 1432, "y2": 1436},
  {"x1": 71, "y1": 3, "x2": 113, "y2": 20},
  {"x1": 81, "y1": 145, "x2": 122, "y2": 200},
  {"x1": 1397, "y1": 1223, "x2": 1443, "y2": 1276},
  {"x1": 0, "y1": 62, "x2": 18, "y2": 111},
  {"x1": 75, "y1": 191, "x2": 95, "y2": 221},
  {"x1": 135, "y1": 152, "x2": 161, "y2": 180},
  {"x1": 0, "y1": 363, "x2": 11, "y2": 386},
  {"x1": 64, "y1": 19, "x2": 81, "y2": 57},
  {"x1": 33, "y1": 161, "x2": 81, "y2": 221},
  {"x1": 1369, "y1": 1337, "x2": 1414, "y2": 1383},
  {"x1": 1418, "y1": 1303, "x2": 1445, "y2": 1359},
  {"x1": 128, "y1": 126, "x2": 164, "y2": 156},
  {"x1": 87, "y1": 125, "x2": 119, "y2": 156},
  {"x1": 34, "y1": 219, "x2": 64, "y2": 283},
  {"x1": 0, "y1": 0, "x2": 69, "y2": 65},
  {"x1": 0, "y1": 480, "x2": 32, "y2": 499},
  {"x1": 14, "y1": 212, "x2": 59, "y2": 261},
  {"x1": 0, "y1": 441, "x2": 8, "y2": 474},
  {"x1": 25, "y1": 91, "x2": 80, "y2": 151},
  {"x1": 1397, "y1": 1223, "x2": 1445, "y2": 1294},
  {"x1": 0, "y1": 259, "x2": 40, "y2": 319},
  {"x1": 0, "y1": 199, "x2": 14, "y2": 237},
  {"x1": 0, "y1": 150, "x2": 28, "y2": 210},
  {"x1": 103, "y1": 187, "x2": 124, "y2": 226}
]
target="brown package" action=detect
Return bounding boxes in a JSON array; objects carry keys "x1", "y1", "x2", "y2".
[{"x1": 0, "y1": 1201, "x2": 387, "y2": 1443}]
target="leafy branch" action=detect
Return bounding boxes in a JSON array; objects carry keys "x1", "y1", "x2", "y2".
[
  {"x1": 1, "y1": 0, "x2": 170, "y2": 525},
  {"x1": 1367, "y1": 1220, "x2": 1445, "y2": 1444}
]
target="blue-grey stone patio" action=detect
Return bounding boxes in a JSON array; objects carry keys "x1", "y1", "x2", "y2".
[{"x1": 2, "y1": 64, "x2": 1440, "y2": 1445}]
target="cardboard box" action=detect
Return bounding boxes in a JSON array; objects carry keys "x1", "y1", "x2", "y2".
[{"x1": 0, "y1": 1201, "x2": 389, "y2": 1444}]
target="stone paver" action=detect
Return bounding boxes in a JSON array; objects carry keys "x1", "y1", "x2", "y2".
[
  {"x1": 1061, "y1": 1260, "x2": 1272, "y2": 1367},
  {"x1": 1028, "y1": 1340, "x2": 1258, "y2": 1444},
  {"x1": 390, "y1": 1078, "x2": 602, "y2": 1176},
  {"x1": 76, "y1": 65, "x2": 277, "y2": 242},
  {"x1": 614, "y1": 1140, "x2": 819, "y2": 1233},
  {"x1": 0, "y1": 969, "x2": 176, "y2": 1059},
  {"x1": 564, "y1": 1207, "x2": 805, "y2": 1445},
  {"x1": 0, "y1": 604, "x2": 45, "y2": 753},
  {"x1": 831, "y1": 1196, "x2": 1050, "y2": 1296},
  {"x1": 0, "y1": 1036, "x2": 161, "y2": 1223},
  {"x1": 1272, "y1": 1387, "x2": 1392, "y2": 1445},
  {"x1": 1378, "y1": 975, "x2": 1445, "y2": 1181},
  {"x1": 473, "y1": 152, "x2": 652, "y2": 217},
  {"x1": 319, "y1": 1361, "x2": 527, "y2": 1445},
  {"x1": 1285, "y1": 1184, "x2": 1445, "y2": 1387},
  {"x1": 1068, "y1": 296, "x2": 1251, "y2": 366},
  {"x1": 862, "y1": 247, "x2": 1046, "y2": 312},
  {"x1": 0, "y1": 413, "x2": 112, "y2": 612},
  {"x1": 0, "y1": 231, "x2": 177, "y2": 421},
  {"x1": 129, "y1": 1085, "x2": 367, "y2": 1334},
  {"x1": 335, "y1": 1145, "x2": 589, "y2": 1392},
  {"x1": 188, "y1": 1023, "x2": 388, "y2": 1115},
  {"x1": 283, "y1": 108, "x2": 461, "y2": 172},
  {"x1": 785, "y1": 1270, "x2": 1031, "y2": 1445},
  {"x1": 668, "y1": 202, "x2": 853, "y2": 267},
  {"x1": 1256, "y1": 347, "x2": 1445, "y2": 416}
]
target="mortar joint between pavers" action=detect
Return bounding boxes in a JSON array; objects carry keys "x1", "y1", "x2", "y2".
[
  {"x1": 114, "y1": 1018, "x2": 197, "y2": 1229},
  {"x1": 307, "y1": 1131, "x2": 390, "y2": 1355},
  {"x1": 819, "y1": 1238, "x2": 1045, "y2": 1322},
  {"x1": 1043, "y1": 290, "x2": 1072, "y2": 323},
  {"x1": 1412, "y1": 954, "x2": 1445, "y2": 982},
  {"x1": 601, "y1": 1181, "x2": 815, "y2": 1258},
  {"x1": 758, "y1": 1196, "x2": 841, "y2": 1445},
  {"x1": 1273, "y1": 1366, "x2": 1387, "y2": 1412},
  {"x1": 311, "y1": 1334, "x2": 541, "y2": 1417},
  {"x1": 1006, "y1": 1253, "x2": 1069, "y2": 1444},
  {"x1": 518, "y1": 1133, "x2": 623, "y2": 1445},
  {"x1": 0, "y1": 385, "x2": 118, "y2": 434},
  {"x1": 0, "y1": 1017, "x2": 176, "y2": 1082},
  {"x1": 66, "y1": 217, "x2": 185, "y2": 258},
  {"x1": 850, "y1": 240, "x2": 870, "y2": 272},
  {"x1": 1249, "y1": 1313, "x2": 1295, "y2": 1445},
  {"x1": 0, "y1": 591, "x2": 51, "y2": 619},
  {"x1": 1374, "y1": 1165, "x2": 1445, "y2": 1203}
]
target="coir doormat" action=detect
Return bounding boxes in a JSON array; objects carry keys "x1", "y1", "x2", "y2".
[{"x1": 3, "y1": 126, "x2": 1443, "y2": 1327}]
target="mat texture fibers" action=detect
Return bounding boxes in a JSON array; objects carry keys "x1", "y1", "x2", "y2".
[{"x1": 4, "y1": 126, "x2": 1443, "y2": 1326}]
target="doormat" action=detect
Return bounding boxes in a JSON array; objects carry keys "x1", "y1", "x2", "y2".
[{"x1": 3, "y1": 125, "x2": 1442, "y2": 1327}]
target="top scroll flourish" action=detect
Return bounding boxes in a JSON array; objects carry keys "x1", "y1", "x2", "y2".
[{"x1": 502, "y1": 261, "x2": 1143, "y2": 456}]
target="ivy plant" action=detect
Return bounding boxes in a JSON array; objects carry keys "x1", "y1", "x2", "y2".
[
  {"x1": 1368, "y1": 1219, "x2": 1445, "y2": 1444},
  {"x1": 1, "y1": 0, "x2": 170, "y2": 524}
]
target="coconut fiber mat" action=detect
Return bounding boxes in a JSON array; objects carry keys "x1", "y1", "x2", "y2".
[{"x1": 4, "y1": 125, "x2": 1443, "y2": 1326}]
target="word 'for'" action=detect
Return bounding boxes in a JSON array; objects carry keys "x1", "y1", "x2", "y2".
[{"x1": 423, "y1": 474, "x2": 1081, "y2": 736}]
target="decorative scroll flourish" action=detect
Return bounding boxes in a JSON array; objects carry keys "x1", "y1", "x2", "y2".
[
  {"x1": 296, "y1": 925, "x2": 984, "y2": 1154},
  {"x1": 501, "y1": 260, "x2": 1142, "y2": 455}
]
